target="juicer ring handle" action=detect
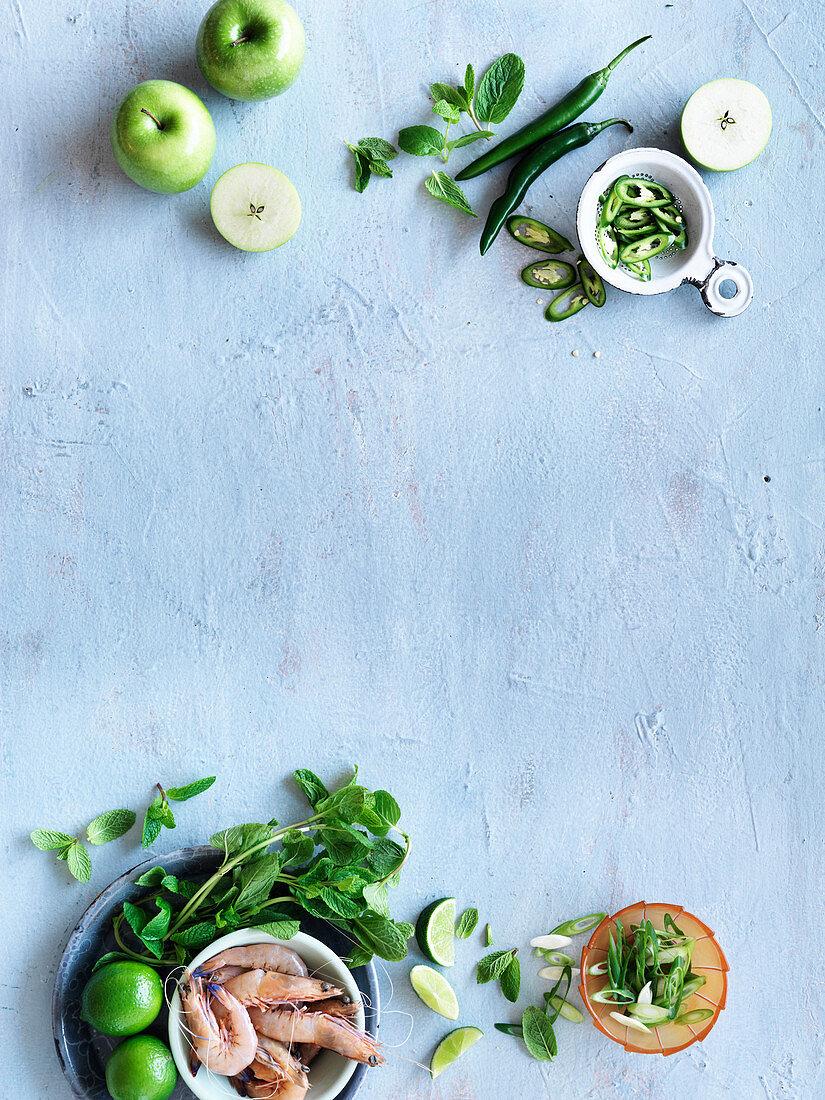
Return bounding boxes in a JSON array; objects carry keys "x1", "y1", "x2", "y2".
[{"x1": 686, "y1": 257, "x2": 753, "y2": 317}]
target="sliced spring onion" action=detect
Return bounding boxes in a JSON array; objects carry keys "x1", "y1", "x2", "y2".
[
  {"x1": 546, "y1": 994, "x2": 584, "y2": 1023},
  {"x1": 494, "y1": 1022, "x2": 524, "y2": 1036},
  {"x1": 675, "y1": 1007, "x2": 714, "y2": 1026},
  {"x1": 681, "y1": 975, "x2": 707, "y2": 999},
  {"x1": 627, "y1": 1003, "x2": 670, "y2": 1025},
  {"x1": 550, "y1": 913, "x2": 607, "y2": 937},
  {"x1": 587, "y1": 961, "x2": 609, "y2": 976},
  {"x1": 538, "y1": 965, "x2": 580, "y2": 981},
  {"x1": 540, "y1": 950, "x2": 575, "y2": 967},
  {"x1": 590, "y1": 988, "x2": 634, "y2": 1004},
  {"x1": 637, "y1": 981, "x2": 653, "y2": 1005},
  {"x1": 608, "y1": 1010, "x2": 650, "y2": 1034},
  {"x1": 530, "y1": 934, "x2": 572, "y2": 951}
]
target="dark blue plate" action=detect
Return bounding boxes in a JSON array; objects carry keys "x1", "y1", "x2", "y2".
[{"x1": 52, "y1": 845, "x2": 379, "y2": 1099}]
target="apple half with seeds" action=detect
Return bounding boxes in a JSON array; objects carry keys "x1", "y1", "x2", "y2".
[
  {"x1": 210, "y1": 162, "x2": 301, "y2": 251},
  {"x1": 681, "y1": 78, "x2": 772, "y2": 172}
]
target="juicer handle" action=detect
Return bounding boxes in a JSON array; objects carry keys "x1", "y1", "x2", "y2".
[{"x1": 691, "y1": 258, "x2": 753, "y2": 317}]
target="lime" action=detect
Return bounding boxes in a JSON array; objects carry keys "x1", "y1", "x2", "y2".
[
  {"x1": 105, "y1": 1036, "x2": 177, "y2": 1100},
  {"x1": 409, "y1": 964, "x2": 459, "y2": 1020},
  {"x1": 430, "y1": 1026, "x2": 483, "y2": 1079},
  {"x1": 210, "y1": 163, "x2": 302, "y2": 251},
  {"x1": 80, "y1": 961, "x2": 163, "y2": 1037},
  {"x1": 415, "y1": 897, "x2": 456, "y2": 966}
]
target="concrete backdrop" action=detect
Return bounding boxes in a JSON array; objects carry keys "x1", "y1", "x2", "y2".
[{"x1": 2, "y1": 0, "x2": 824, "y2": 1096}]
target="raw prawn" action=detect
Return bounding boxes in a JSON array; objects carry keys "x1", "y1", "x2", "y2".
[
  {"x1": 225, "y1": 968, "x2": 342, "y2": 1007},
  {"x1": 250, "y1": 1036, "x2": 307, "y2": 1086},
  {"x1": 248, "y1": 1006, "x2": 385, "y2": 1066},
  {"x1": 308, "y1": 995, "x2": 360, "y2": 1018},
  {"x1": 198, "y1": 943, "x2": 309, "y2": 979},
  {"x1": 180, "y1": 975, "x2": 257, "y2": 1077},
  {"x1": 243, "y1": 1077, "x2": 308, "y2": 1100}
]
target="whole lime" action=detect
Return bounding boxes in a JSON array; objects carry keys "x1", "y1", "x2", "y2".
[
  {"x1": 105, "y1": 1036, "x2": 177, "y2": 1100},
  {"x1": 80, "y1": 961, "x2": 163, "y2": 1037}
]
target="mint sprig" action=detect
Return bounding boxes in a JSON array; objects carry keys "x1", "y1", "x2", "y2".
[
  {"x1": 346, "y1": 137, "x2": 398, "y2": 193},
  {"x1": 141, "y1": 777, "x2": 215, "y2": 849},
  {"x1": 31, "y1": 808, "x2": 136, "y2": 882}
]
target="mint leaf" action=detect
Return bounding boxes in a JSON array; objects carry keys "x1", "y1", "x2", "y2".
[
  {"x1": 475, "y1": 53, "x2": 525, "y2": 125},
  {"x1": 501, "y1": 955, "x2": 521, "y2": 1002},
  {"x1": 92, "y1": 951, "x2": 129, "y2": 973},
  {"x1": 354, "y1": 152, "x2": 371, "y2": 193},
  {"x1": 141, "y1": 813, "x2": 162, "y2": 849},
  {"x1": 86, "y1": 809, "x2": 136, "y2": 845},
  {"x1": 464, "y1": 63, "x2": 475, "y2": 103},
  {"x1": 31, "y1": 829, "x2": 74, "y2": 851},
  {"x1": 346, "y1": 946, "x2": 374, "y2": 969},
  {"x1": 357, "y1": 137, "x2": 397, "y2": 161},
  {"x1": 209, "y1": 823, "x2": 273, "y2": 855},
  {"x1": 135, "y1": 867, "x2": 166, "y2": 888},
  {"x1": 67, "y1": 841, "x2": 92, "y2": 882},
  {"x1": 456, "y1": 907, "x2": 479, "y2": 938},
  {"x1": 477, "y1": 948, "x2": 517, "y2": 984},
  {"x1": 255, "y1": 920, "x2": 300, "y2": 940},
  {"x1": 398, "y1": 125, "x2": 444, "y2": 158},
  {"x1": 346, "y1": 139, "x2": 397, "y2": 192},
  {"x1": 432, "y1": 99, "x2": 461, "y2": 124},
  {"x1": 166, "y1": 776, "x2": 216, "y2": 802},
  {"x1": 123, "y1": 902, "x2": 149, "y2": 937},
  {"x1": 160, "y1": 804, "x2": 176, "y2": 829},
  {"x1": 367, "y1": 157, "x2": 393, "y2": 179},
  {"x1": 366, "y1": 837, "x2": 405, "y2": 877},
  {"x1": 317, "y1": 785, "x2": 370, "y2": 825},
  {"x1": 447, "y1": 131, "x2": 494, "y2": 153},
  {"x1": 522, "y1": 1005, "x2": 557, "y2": 1061},
  {"x1": 374, "y1": 790, "x2": 401, "y2": 829},
  {"x1": 363, "y1": 880, "x2": 391, "y2": 918},
  {"x1": 425, "y1": 171, "x2": 477, "y2": 216},
  {"x1": 354, "y1": 913, "x2": 412, "y2": 962},
  {"x1": 430, "y1": 83, "x2": 466, "y2": 109},
  {"x1": 234, "y1": 853, "x2": 282, "y2": 908},
  {"x1": 141, "y1": 898, "x2": 172, "y2": 941},
  {"x1": 170, "y1": 922, "x2": 219, "y2": 949},
  {"x1": 294, "y1": 769, "x2": 329, "y2": 808}
]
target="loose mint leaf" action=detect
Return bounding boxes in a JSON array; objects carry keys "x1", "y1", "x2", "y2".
[
  {"x1": 67, "y1": 842, "x2": 92, "y2": 882},
  {"x1": 357, "y1": 137, "x2": 397, "y2": 161},
  {"x1": 354, "y1": 153, "x2": 371, "y2": 192},
  {"x1": 501, "y1": 955, "x2": 521, "y2": 1002},
  {"x1": 446, "y1": 130, "x2": 494, "y2": 153},
  {"x1": 475, "y1": 53, "x2": 525, "y2": 125},
  {"x1": 367, "y1": 157, "x2": 393, "y2": 179},
  {"x1": 31, "y1": 829, "x2": 74, "y2": 851},
  {"x1": 86, "y1": 809, "x2": 136, "y2": 845},
  {"x1": 430, "y1": 83, "x2": 466, "y2": 109},
  {"x1": 141, "y1": 814, "x2": 162, "y2": 849},
  {"x1": 56, "y1": 845, "x2": 73, "y2": 861},
  {"x1": 166, "y1": 776, "x2": 216, "y2": 802},
  {"x1": 294, "y1": 769, "x2": 329, "y2": 809},
  {"x1": 464, "y1": 63, "x2": 475, "y2": 102},
  {"x1": 398, "y1": 125, "x2": 444, "y2": 158},
  {"x1": 92, "y1": 951, "x2": 129, "y2": 973},
  {"x1": 456, "y1": 908, "x2": 479, "y2": 938},
  {"x1": 477, "y1": 948, "x2": 517, "y2": 984},
  {"x1": 425, "y1": 172, "x2": 477, "y2": 216},
  {"x1": 432, "y1": 99, "x2": 461, "y2": 124},
  {"x1": 170, "y1": 922, "x2": 219, "y2": 949},
  {"x1": 160, "y1": 804, "x2": 176, "y2": 829},
  {"x1": 255, "y1": 920, "x2": 301, "y2": 940},
  {"x1": 522, "y1": 1004, "x2": 557, "y2": 1061},
  {"x1": 146, "y1": 798, "x2": 166, "y2": 821}
]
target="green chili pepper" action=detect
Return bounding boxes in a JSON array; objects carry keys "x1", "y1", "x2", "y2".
[
  {"x1": 545, "y1": 283, "x2": 590, "y2": 322},
  {"x1": 619, "y1": 231, "x2": 674, "y2": 263},
  {"x1": 614, "y1": 178, "x2": 674, "y2": 208},
  {"x1": 577, "y1": 256, "x2": 606, "y2": 307},
  {"x1": 653, "y1": 204, "x2": 684, "y2": 233},
  {"x1": 613, "y1": 208, "x2": 655, "y2": 231},
  {"x1": 521, "y1": 259, "x2": 577, "y2": 290},
  {"x1": 624, "y1": 258, "x2": 651, "y2": 281},
  {"x1": 600, "y1": 176, "x2": 630, "y2": 225},
  {"x1": 507, "y1": 215, "x2": 573, "y2": 253},
  {"x1": 598, "y1": 223, "x2": 619, "y2": 269},
  {"x1": 480, "y1": 118, "x2": 633, "y2": 255},
  {"x1": 456, "y1": 36, "x2": 650, "y2": 181}
]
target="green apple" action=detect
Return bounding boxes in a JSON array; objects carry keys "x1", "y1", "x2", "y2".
[
  {"x1": 210, "y1": 162, "x2": 301, "y2": 251},
  {"x1": 681, "y1": 78, "x2": 772, "y2": 172},
  {"x1": 196, "y1": 0, "x2": 305, "y2": 102},
  {"x1": 110, "y1": 80, "x2": 216, "y2": 193}
]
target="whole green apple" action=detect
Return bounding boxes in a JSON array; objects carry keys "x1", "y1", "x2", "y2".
[
  {"x1": 110, "y1": 80, "x2": 216, "y2": 194},
  {"x1": 196, "y1": 0, "x2": 305, "y2": 102}
]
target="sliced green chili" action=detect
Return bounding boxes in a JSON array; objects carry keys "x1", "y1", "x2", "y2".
[
  {"x1": 653, "y1": 204, "x2": 684, "y2": 233},
  {"x1": 614, "y1": 208, "x2": 655, "y2": 231},
  {"x1": 598, "y1": 224, "x2": 619, "y2": 269},
  {"x1": 507, "y1": 215, "x2": 573, "y2": 253},
  {"x1": 545, "y1": 283, "x2": 589, "y2": 322},
  {"x1": 619, "y1": 231, "x2": 674, "y2": 263},
  {"x1": 521, "y1": 259, "x2": 576, "y2": 289},
  {"x1": 614, "y1": 178, "x2": 674, "y2": 208},
  {"x1": 624, "y1": 258, "x2": 651, "y2": 281},
  {"x1": 577, "y1": 256, "x2": 606, "y2": 307}
]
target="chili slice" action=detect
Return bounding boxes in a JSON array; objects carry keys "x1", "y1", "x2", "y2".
[
  {"x1": 521, "y1": 259, "x2": 577, "y2": 289},
  {"x1": 614, "y1": 178, "x2": 673, "y2": 208},
  {"x1": 600, "y1": 175, "x2": 630, "y2": 225},
  {"x1": 624, "y1": 258, "x2": 651, "y2": 281},
  {"x1": 507, "y1": 215, "x2": 574, "y2": 254},
  {"x1": 577, "y1": 256, "x2": 607, "y2": 307},
  {"x1": 598, "y1": 224, "x2": 619, "y2": 269},
  {"x1": 619, "y1": 231, "x2": 674, "y2": 263},
  {"x1": 653, "y1": 204, "x2": 684, "y2": 233},
  {"x1": 545, "y1": 283, "x2": 590, "y2": 322}
]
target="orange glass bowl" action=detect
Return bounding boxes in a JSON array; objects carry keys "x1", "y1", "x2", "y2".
[{"x1": 579, "y1": 901, "x2": 728, "y2": 1055}]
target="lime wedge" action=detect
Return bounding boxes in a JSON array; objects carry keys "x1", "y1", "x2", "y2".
[
  {"x1": 430, "y1": 1026, "x2": 483, "y2": 1079},
  {"x1": 415, "y1": 897, "x2": 456, "y2": 966},
  {"x1": 409, "y1": 965, "x2": 459, "y2": 1020},
  {"x1": 210, "y1": 162, "x2": 301, "y2": 252}
]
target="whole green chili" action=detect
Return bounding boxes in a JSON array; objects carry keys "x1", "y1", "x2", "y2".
[
  {"x1": 456, "y1": 36, "x2": 650, "y2": 181},
  {"x1": 479, "y1": 118, "x2": 633, "y2": 255}
]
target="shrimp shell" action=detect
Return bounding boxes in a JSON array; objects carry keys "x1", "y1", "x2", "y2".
[
  {"x1": 308, "y1": 995, "x2": 360, "y2": 1018},
  {"x1": 243, "y1": 1077, "x2": 308, "y2": 1100},
  {"x1": 181, "y1": 976, "x2": 257, "y2": 1077},
  {"x1": 250, "y1": 1036, "x2": 307, "y2": 1086},
  {"x1": 198, "y1": 943, "x2": 309, "y2": 979},
  {"x1": 248, "y1": 1006, "x2": 385, "y2": 1066},
  {"x1": 225, "y1": 968, "x2": 342, "y2": 1007}
]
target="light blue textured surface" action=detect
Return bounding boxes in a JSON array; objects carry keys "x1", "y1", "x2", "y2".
[{"x1": 2, "y1": 0, "x2": 824, "y2": 1097}]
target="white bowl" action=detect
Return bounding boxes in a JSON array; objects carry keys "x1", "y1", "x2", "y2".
[
  {"x1": 168, "y1": 928, "x2": 366, "y2": 1100},
  {"x1": 576, "y1": 146, "x2": 753, "y2": 316}
]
